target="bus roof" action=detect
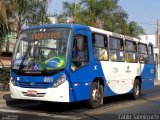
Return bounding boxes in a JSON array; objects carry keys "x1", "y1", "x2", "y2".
[
  {"x1": 23, "y1": 24, "x2": 91, "y2": 31},
  {"x1": 90, "y1": 27, "x2": 149, "y2": 44},
  {"x1": 23, "y1": 24, "x2": 149, "y2": 44}
]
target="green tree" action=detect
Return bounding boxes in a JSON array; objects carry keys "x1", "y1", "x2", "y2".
[
  {"x1": 25, "y1": 0, "x2": 51, "y2": 27},
  {"x1": 0, "y1": 0, "x2": 50, "y2": 51},
  {"x1": 57, "y1": 15, "x2": 68, "y2": 23},
  {"x1": 0, "y1": 19, "x2": 8, "y2": 51},
  {"x1": 80, "y1": 0, "x2": 129, "y2": 32},
  {"x1": 57, "y1": 1, "x2": 81, "y2": 23},
  {"x1": 58, "y1": 0, "x2": 144, "y2": 38},
  {"x1": 7, "y1": 0, "x2": 50, "y2": 34},
  {"x1": 128, "y1": 21, "x2": 145, "y2": 37},
  {"x1": 59, "y1": 0, "x2": 128, "y2": 30},
  {"x1": 0, "y1": 0, "x2": 50, "y2": 35},
  {"x1": 0, "y1": 0, "x2": 9, "y2": 51},
  {"x1": 0, "y1": 18, "x2": 8, "y2": 51}
]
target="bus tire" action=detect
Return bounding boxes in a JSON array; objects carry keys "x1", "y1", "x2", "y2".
[
  {"x1": 131, "y1": 79, "x2": 141, "y2": 100},
  {"x1": 89, "y1": 81, "x2": 104, "y2": 109}
]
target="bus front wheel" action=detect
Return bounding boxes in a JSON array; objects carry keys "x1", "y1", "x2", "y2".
[
  {"x1": 89, "y1": 81, "x2": 104, "y2": 108},
  {"x1": 131, "y1": 79, "x2": 141, "y2": 100}
]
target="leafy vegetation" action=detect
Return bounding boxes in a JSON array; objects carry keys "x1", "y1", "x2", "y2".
[
  {"x1": 0, "y1": 0, "x2": 50, "y2": 51},
  {"x1": 0, "y1": 64, "x2": 10, "y2": 91},
  {"x1": 57, "y1": 0, "x2": 145, "y2": 37}
]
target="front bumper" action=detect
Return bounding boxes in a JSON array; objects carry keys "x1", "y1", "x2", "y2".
[{"x1": 9, "y1": 81, "x2": 70, "y2": 102}]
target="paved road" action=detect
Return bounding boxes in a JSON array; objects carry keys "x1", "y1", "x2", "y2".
[{"x1": 1, "y1": 86, "x2": 160, "y2": 120}]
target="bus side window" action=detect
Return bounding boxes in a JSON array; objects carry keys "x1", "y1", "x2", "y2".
[
  {"x1": 125, "y1": 40, "x2": 138, "y2": 63},
  {"x1": 138, "y1": 43, "x2": 148, "y2": 63},
  {"x1": 92, "y1": 33, "x2": 108, "y2": 61},
  {"x1": 109, "y1": 37, "x2": 124, "y2": 62},
  {"x1": 147, "y1": 45, "x2": 154, "y2": 64}
]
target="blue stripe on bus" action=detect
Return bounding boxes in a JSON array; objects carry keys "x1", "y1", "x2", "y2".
[
  {"x1": 140, "y1": 64, "x2": 155, "y2": 89},
  {"x1": 69, "y1": 61, "x2": 117, "y2": 102}
]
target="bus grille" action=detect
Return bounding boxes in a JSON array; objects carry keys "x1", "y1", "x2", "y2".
[{"x1": 18, "y1": 82, "x2": 51, "y2": 88}]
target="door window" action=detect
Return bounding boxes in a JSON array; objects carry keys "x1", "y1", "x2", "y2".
[{"x1": 71, "y1": 34, "x2": 89, "y2": 71}]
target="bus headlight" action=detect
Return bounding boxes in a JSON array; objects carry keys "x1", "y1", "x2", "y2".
[
  {"x1": 10, "y1": 77, "x2": 16, "y2": 86},
  {"x1": 53, "y1": 74, "x2": 66, "y2": 88}
]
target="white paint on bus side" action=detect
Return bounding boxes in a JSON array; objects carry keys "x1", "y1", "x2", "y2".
[{"x1": 101, "y1": 61, "x2": 143, "y2": 94}]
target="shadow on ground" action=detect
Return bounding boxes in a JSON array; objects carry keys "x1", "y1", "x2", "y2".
[{"x1": 2, "y1": 93, "x2": 145, "y2": 114}]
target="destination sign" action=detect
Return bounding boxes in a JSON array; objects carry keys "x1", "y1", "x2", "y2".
[
  {"x1": 112, "y1": 32, "x2": 133, "y2": 40},
  {"x1": 32, "y1": 32, "x2": 61, "y2": 40}
]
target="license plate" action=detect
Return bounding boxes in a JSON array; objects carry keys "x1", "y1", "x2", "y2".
[{"x1": 27, "y1": 90, "x2": 37, "y2": 95}]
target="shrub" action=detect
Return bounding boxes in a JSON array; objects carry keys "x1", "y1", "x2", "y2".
[{"x1": 0, "y1": 67, "x2": 10, "y2": 91}]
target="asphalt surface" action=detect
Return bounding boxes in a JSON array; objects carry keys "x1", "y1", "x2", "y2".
[{"x1": 1, "y1": 85, "x2": 160, "y2": 120}]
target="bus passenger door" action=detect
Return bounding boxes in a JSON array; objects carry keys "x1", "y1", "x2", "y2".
[
  {"x1": 69, "y1": 30, "x2": 92, "y2": 101},
  {"x1": 139, "y1": 44, "x2": 155, "y2": 89}
]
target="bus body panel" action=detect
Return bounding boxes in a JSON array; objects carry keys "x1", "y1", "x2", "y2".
[
  {"x1": 91, "y1": 62, "x2": 118, "y2": 97},
  {"x1": 101, "y1": 61, "x2": 138, "y2": 94},
  {"x1": 140, "y1": 64, "x2": 155, "y2": 89}
]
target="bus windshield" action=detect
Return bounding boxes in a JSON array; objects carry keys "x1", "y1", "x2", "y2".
[{"x1": 12, "y1": 28, "x2": 71, "y2": 73}]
